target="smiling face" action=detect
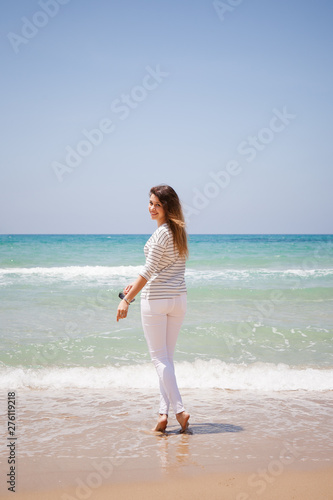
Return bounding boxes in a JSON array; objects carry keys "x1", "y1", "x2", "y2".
[{"x1": 149, "y1": 194, "x2": 167, "y2": 227}]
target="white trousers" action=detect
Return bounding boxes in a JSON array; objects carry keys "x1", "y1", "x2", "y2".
[{"x1": 141, "y1": 294, "x2": 187, "y2": 415}]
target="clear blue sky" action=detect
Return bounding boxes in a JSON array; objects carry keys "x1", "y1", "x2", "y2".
[{"x1": 1, "y1": 0, "x2": 332, "y2": 234}]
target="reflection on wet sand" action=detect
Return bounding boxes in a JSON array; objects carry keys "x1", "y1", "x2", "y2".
[
  {"x1": 155, "y1": 431, "x2": 196, "y2": 474},
  {"x1": 154, "y1": 422, "x2": 244, "y2": 474}
]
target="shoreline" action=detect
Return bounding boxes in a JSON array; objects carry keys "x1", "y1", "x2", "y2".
[{"x1": 0, "y1": 388, "x2": 332, "y2": 498}]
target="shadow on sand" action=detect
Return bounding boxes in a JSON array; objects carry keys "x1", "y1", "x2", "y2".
[{"x1": 164, "y1": 422, "x2": 244, "y2": 436}]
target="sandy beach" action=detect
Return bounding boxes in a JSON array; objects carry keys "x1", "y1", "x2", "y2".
[
  {"x1": 1, "y1": 388, "x2": 332, "y2": 499},
  {"x1": 6, "y1": 467, "x2": 333, "y2": 500}
]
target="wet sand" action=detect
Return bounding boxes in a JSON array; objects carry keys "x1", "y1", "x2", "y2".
[{"x1": 0, "y1": 388, "x2": 332, "y2": 498}]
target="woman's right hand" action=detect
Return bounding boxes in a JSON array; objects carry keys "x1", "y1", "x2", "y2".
[{"x1": 123, "y1": 283, "x2": 134, "y2": 294}]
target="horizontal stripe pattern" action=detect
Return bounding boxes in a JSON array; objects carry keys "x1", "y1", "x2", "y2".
[{"x1": 140, "y1": 223, "x2": 186, "y2": 299}]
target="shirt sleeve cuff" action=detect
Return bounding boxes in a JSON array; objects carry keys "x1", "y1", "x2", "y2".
[{"x1": 139, "y1": 271, "x2": 150, "y2": 281}]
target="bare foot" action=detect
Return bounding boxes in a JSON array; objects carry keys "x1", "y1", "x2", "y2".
[
  {"x1": 152, "y1": 414, "x2": 168, "y2": 432},
  {"x1": 176, "y1": 411, "x2": 190, "y2": 433}
]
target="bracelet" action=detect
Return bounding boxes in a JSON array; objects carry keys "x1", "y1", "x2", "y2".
[{"x1": 123, "y1": 297, "x2": 131, "y2": 306}]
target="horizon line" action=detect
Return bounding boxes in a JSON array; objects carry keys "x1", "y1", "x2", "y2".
[{"x1": 1, "y1": 233, "x2": 332, "y2": 237}]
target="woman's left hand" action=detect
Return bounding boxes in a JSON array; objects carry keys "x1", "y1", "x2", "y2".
[
  {"x1": 116, "y1": 299, "x2": 129, "y2": 322},
  {"x1": 123, "y1": 283, "x2": 134, "y2": 294}
]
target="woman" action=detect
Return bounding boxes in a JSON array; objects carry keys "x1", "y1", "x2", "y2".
[{"x1": 116, "y1": 185, "x2": 190, "y2": 433}]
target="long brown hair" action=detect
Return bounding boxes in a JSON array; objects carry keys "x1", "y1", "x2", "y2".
[{"x1": 149, "y1": 185, "x2": 189, "y2": 259}]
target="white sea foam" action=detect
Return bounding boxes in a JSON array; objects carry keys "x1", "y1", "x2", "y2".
[
  {"x1": 185, "y1": 268, "x2": 333, "y2": 281},
  {"x1": 1, "y1": 360, "x2": 332, "y2": 392},
  {"x1": 1, "y1": 265, "x2": 332, "y2": 283},
  {"x1": 0, "y1": 265, "x2": 142, "y2": 282}
]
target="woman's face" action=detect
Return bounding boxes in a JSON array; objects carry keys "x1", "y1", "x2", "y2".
[{"x1": 149, "y1": 194, "x2": 166, "y2": 226}]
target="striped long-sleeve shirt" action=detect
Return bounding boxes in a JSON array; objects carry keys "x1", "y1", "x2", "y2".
[{"x1": 139, "y1": 223, "x2": 187, "y2": 300}]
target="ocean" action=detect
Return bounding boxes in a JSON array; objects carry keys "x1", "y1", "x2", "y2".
[
  {"x1": 1, "y1": 233, "x2": 332, "y2": 392},
  {"x1": 1, "y1": 234, "x2": 333, "y2": 478}
]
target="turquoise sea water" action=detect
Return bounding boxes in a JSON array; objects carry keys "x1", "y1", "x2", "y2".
[{"x1": 0, "y1": 234, "x2": 332, "y2": 392}]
